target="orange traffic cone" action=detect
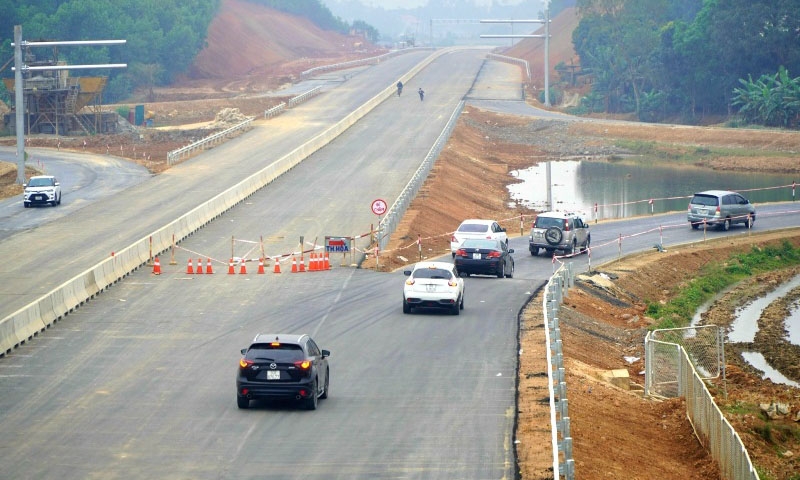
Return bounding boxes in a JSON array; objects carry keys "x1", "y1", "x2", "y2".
[
  {"x1": 152, "y1": 257, "x2": 162, "y2": 275},
  {"x1": 257, "y1": 258, "x2": 265, "y2": 274},
  {"x1": 291, "y1": 256, "x2": 298, "y2": 273},
  {"x1": 205, "y1": 258, "x2": 213, "y2": 274},
  {"x1": 239, "y1": 259, "x2": 247, "y2": 275},
  {"x1": 299, "y1": 255, "x2": 306, "y2": 272},
  {"x1": 309, "y1": 253, "x2": 317, "y2": 271},
  {"x1": 228, "y1": 258, "x2": 235, "y2": 274},
  {"x1": 273, "y1": 258, "x2": 281, "y2": 274},
  {"x1": 187, "y1": 258, "x2": 194, "y2": 274},
  {"x1": 196, "y1": 258, "x2": 203, "y2": 274},
  {"x1": 323, "y1": 252, "x2": 330, "y2": 270}
]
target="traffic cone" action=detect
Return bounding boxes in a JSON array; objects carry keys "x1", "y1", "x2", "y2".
[
  {"x1": 257, "y1": 258, "x2": 266, "y2": 274},
  {"x1": 273, "y1": 258, "x2": 281, "y2": 274},
  {"x1": 291, "y1": 256, "x2": 298, "y2": 273},
  {"x1": 309, "y1": 253, "x2": 317, "y2": 271},
  {"x1": 196, "y1": 258, "x2": 203, "y2": 274},
  {"x1": 205, "y1": 258, "x2": 213, "y2": 274},
  {"x1": 323, "y1": 252, "x2": 330, "y2": 270},
  {"x1": 228, "y1": 258, "x2": 235, "y2": 274},
  {"x1": 152, "y1": 257, "x2": 162, "y2": 275},
  {"x1": 239, "y1": 259, "x2": 247, "y2": 275},
  {"x1": 187, "y1": 258, "x2": 194, "y2": 274},
  {"x1": 299, "y1": 255, "x2": 306, "y2": 272}
]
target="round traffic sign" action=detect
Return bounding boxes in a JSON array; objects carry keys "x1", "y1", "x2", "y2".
[{"x1": 371, "y1": 198, "x2": 387, "y2": 216}]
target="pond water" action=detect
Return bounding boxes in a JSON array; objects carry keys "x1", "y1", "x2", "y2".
[
  {"x1": 690, "y1": 274, "x2": 800, "y2": 387},
  {"x1": 508, "y1": 160, "x2": 798, "y2": 219}
]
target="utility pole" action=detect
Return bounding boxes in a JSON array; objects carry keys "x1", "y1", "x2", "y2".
[
  {"x1": 480, "y1": 3, "x2": 551, "y2": 106},
  {"x1": 11, "y1": 25, "x2": 126, "y2": 184}
]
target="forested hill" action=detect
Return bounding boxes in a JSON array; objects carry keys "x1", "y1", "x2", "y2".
[{"x1": 0, "y1": 0, "x2": 374, "y2": 103}]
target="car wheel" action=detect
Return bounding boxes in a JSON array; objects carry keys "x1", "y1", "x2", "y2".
[
  {"x1": 748, "y1": 214, "x2": 755, "y2": 227},
  {"x1": 459, "y1": 293, "x2": 464, "y2": 310},
  {"x1": 690, "y1": 222, "x2": 700, "y2": 230},
  {"x1": 23, "y1": 202, "x2": 30, "y2": 208},
  {"x1": 566, "y1": 240, "x2": 576, "y2": 255},
  {"x1": 305, "y1": 380, "x2": 318, "y2": 410},
  {"x1": 545, "y1": 249, "x2": 555, "y2": 257},
  {"x1": 320, "y1": 369, "x2": 329, "y2": 400},
  {"x1": 581, "y1": 235, "x2": 591, "y2": 253},
  {"x1": 721, "y1": 218, "x2": 731, "y2": 231},
  {"x1": 402, "y1": 300, "x2": 411, "y2": 314},
  {"x1": 496, "y1": 262, "x2": 505, "y2": 278},
  {"x1": 57, "y1": 194, "x2": 61, "y2": 205},
  {"x1": 50, "y1": 199, "x2": 57, "y2": 207},
  {"x1": 530, "y1": 246, "x2": 539, "y2": 256},
  {"x1": 505, "y1": 261, "x2": 514, "y2": 278},
  {"x1": 237, "y1": 396, "x2": 250, "y2": 409},
  {"x1": 452, "y1": 300, "x2": 460, "y2": 315}
]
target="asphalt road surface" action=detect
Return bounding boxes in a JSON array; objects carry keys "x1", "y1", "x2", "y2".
[{"x1": 1, "y1": 49, "x2": 799, "y2": 479}]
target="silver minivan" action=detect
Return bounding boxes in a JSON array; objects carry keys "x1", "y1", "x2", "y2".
[{"x1": 687, "y1": 190, "x2": 755, "y2": 230}]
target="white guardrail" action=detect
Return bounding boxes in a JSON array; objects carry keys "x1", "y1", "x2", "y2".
[
  {"x1": 166, "y1": 118, "x2": 254, "y2": 166},
  {"x1": 0, "y1": 47, "x2": 453, "y2": 357},
  {"x1": 542, "y1": 262, "x2": 576, "y2": 480}
]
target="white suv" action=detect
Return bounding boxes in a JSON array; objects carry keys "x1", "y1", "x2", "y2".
[
  {"x1": 23, "y1": 175, "x2": 62, "y2": 208},
  {"x1": 529, "y1": 211, "x2": 590, "y2": 256},
  {"x1": 450, "y1": 219, "x2": 508, "y2": 257}
]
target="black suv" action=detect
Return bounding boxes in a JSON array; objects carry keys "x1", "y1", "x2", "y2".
[{"x1": 236, "y1": 333, "x2": 330, "y2": 410}]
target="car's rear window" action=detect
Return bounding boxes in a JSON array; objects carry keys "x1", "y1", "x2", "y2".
[
  {"x1": 691, "y1": 194, "x2": 719, "y2": 207},
  {"x1": 461, "y1": 239, "x2": 499, "y2": 250},
  {"x1": 457, "y1": 223, "x2": 489, "y2": 233},
  {"x1": 246, "y1": 343, "x2": 304, "y2": 362},
  {"x1": 413, "y1": 268, "x2": 453, "y2": 280},
  {"x1": 535, "y1": 217, "x2": 565, "y2": 228}
]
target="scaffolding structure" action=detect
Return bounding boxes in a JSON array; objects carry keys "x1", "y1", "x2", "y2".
[{"x1": 2, "y1": 45, "x2": 117, "y2": 135}]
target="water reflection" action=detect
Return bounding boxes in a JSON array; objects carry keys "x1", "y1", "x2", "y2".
[{"x1": 509, "y1": 160, "x2": 798, "y2": 219}]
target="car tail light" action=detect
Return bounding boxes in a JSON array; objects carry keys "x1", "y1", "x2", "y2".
[
  {"x1": 487, "y1": 251, "x2": 501, "y2": 258},
  {"x1": 239, "y1": 358, "x2": 253, "y2": 368},
  {"x1": 687, "y1": 203, "x2": 691, "y2": 212},
  {"x1": 455, "y1": 248, "x2": 467, "y2": 257},
  {"x1": 563, "y1": 219, "x2": 570, "y2": 231},
  {"x1": 448, "y1": 280, "x2": 458, "y2": 287},
  {"x1": 714, "y1": 206, "x2": 721, "y2": 216},
  {"x1": 450, "y1": 234, "x2": 458, "y2": 242},
  {"x1": 405, "y1": 278, "x2": 415, "y2": 285},
  {"x1": 294, "y1": 360, "x2": 312, "y2": 376}
]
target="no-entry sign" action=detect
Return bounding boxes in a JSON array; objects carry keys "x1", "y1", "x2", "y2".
[{"x1": 371, "y1": 198, "x2": 387, "y2": 216}]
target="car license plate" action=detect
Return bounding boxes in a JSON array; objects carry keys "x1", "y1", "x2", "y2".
[
  {"x1": 267, "y1": 370, "x2": 280, "y2": 380},
  {"x1": 472, "y1": 253, "x2": 481, "y2": 259},
  {"x1": 426, "y1": 284, "x2": 437, "y2": 292}
]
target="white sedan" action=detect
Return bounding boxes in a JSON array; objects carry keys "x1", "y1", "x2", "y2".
[
  {"x1": 450, "y1": 219, "x2": 508, "y2": 257},
  {"x1": 402, "y1": 262, "x2": 465, "y2": 315}
]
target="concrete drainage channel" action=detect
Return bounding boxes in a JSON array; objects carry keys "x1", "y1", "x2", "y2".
[{"x1": 0, "y1": 48, "x2": 456, "y2": 356}]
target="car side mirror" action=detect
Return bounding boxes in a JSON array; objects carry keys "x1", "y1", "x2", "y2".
[
  {"x1": 22, "y1": 184, "x2": 27, "y2": 188},
  {"x1": 321, "y1": 349, "x2": 331, "y2": 358},
  {"x1": 403, "y1": 270, "x2": 411, "y2": 276},
  {"x1": 508, "y1": 248, "x2": 515, "y2": 254},
  {"x1": 240, "y1": 348, "x2": 247, "y2": 355},
  {"x1": 54, "y1": 182, "x2": 60, "y2": 186}
]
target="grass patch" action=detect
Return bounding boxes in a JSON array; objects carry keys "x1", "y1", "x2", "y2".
[
  {"x1": 612, "y1": 139, "x2": 790, "y2": 165},
  {"x1": 647, "y1": 241, "x2": 800, "y2": 329}
]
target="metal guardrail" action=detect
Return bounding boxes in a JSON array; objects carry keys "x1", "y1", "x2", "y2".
[
  {"x1": 287, "y1": 86, "x2": 321, "y2": 107},
  {"x1": 264, "y1": 102, "x2": 286, "y2": 119},
  {"x1": 645, "y1": 331, "x2": 759, "y2": 480},
  {"x1": 542, "y1": 262, "x2": 576, "y2": 480},
  {"x1": 488, "y1": 52, "x2": 530, "y2": 82},
  {"x1": 166, "y1": 118, "x2": 253, "y2": 166},
  {"x1": 377, "y1": 100, "x2": 465, "y2": 250}
]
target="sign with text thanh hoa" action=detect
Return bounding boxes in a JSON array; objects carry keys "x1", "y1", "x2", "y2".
[{"x1": 325, "y1": 236, "x2": 350, "y2": 253}]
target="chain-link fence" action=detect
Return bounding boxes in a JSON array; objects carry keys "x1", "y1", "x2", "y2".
[{"x1": 645, "y1": 326, "x2": 758, "y2": 480}]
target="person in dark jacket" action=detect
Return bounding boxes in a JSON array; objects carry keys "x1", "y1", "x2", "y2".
[{"x1": 418, "y1": 87, "x2": 424, "y2": 101}]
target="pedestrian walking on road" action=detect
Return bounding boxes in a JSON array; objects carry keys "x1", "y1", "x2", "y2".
[{"x1": 418, "y1": 87, "x2": 424, "y2": 101}]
